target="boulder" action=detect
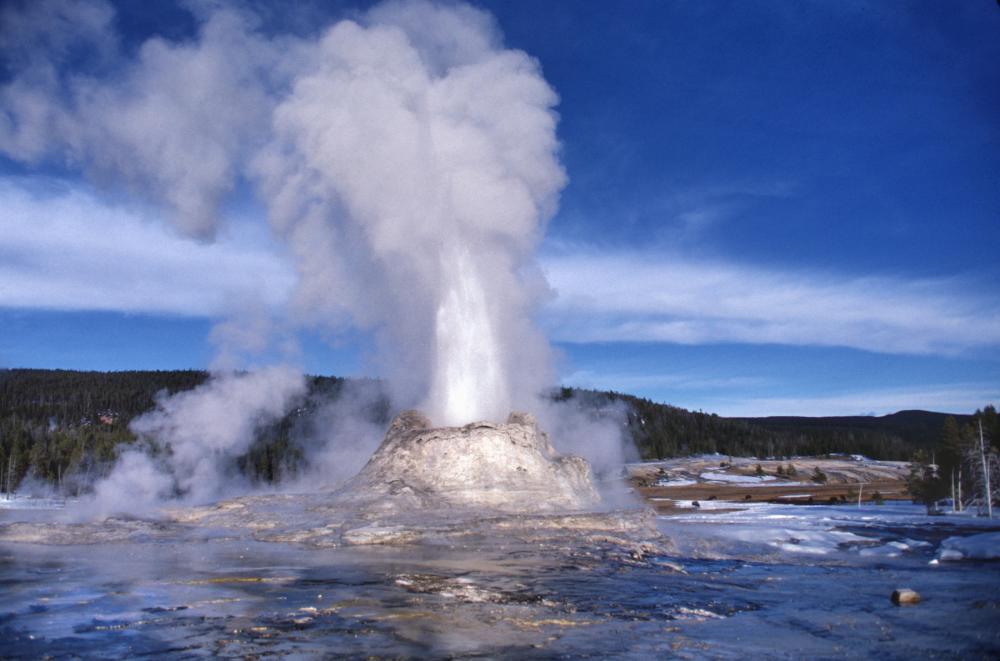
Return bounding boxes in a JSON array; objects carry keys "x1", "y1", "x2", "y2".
[{"x1": 891, "y1": 588, "x2": 921, "y2": 605}]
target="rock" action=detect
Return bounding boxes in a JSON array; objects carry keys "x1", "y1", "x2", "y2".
[
  {"x1": 891, "y1": 588, "x2": 921, "y2": 605},
  {"x1": 342, "y1": 525, "x2": 422, "y2": 546},
  {"x1": 339, "y1": 410, "x2": 601, "y2": 513}
]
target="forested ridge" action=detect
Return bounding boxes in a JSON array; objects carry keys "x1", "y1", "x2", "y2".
[
  {"x1": 0, "y1": 368, "x2": 985, "y2": 494},
  {"x1": 0, "y1": 369, "x2": 354, "y2": 494},
  {"x1": 559, "y1": 388, "x2": 973, "y2": 461}
]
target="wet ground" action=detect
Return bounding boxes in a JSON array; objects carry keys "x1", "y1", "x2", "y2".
[{"x1": 1, "y1": 501, "x2": 999, "y2": 659}]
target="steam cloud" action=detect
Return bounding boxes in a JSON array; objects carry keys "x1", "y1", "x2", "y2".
[
  {"x1": 78, "y1": 367, "x2": 306, "y2": 517},
  {"x1": 1, "y1": 0, "x2": 564, "y2": 426},
  {"x1": 2, "y1": 0, "x2": 632, "y2": 514}
]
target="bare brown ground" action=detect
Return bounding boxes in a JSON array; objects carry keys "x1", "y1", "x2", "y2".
[
  {"x1": 636, "y1": 480, "x2": 908, "y2": 514},
  {"x1": 626, "y1": 456, "x2": 911, "y2": 515}
]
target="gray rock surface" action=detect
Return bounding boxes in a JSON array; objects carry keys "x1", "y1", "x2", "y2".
[{"x1": 338, "y1": 410, "x2": 600, "y2": 513}]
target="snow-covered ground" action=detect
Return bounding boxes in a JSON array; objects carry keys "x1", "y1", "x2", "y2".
[
  {"x1": 938, "y1": 531, "x2": 1000, "y2": 561},
  {"x1": 628, "y1": 454, "x2": 911, "y2": 487},
  {"x1": 650, "y1": 501, "x2": 1000, "y2": 656},
  {"x1": 653, "y1": 478, "x2": 698, "y2": 487},
  {"x1": 698, "y1": 471, "x2": 778, "y2": 484},
  {"x1": 660, "y1": 500, "x2": 1000, "y2": 561},
  {"x1": 0, "y1": 495, "x2": 67, "y2": 510}
]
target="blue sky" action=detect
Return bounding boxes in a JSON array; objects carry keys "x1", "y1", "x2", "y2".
[{"x1": 1, "y1": 0, "x2": 998, "y2": 416}]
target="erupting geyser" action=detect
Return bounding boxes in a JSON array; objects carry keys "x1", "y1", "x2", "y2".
[
  {"x1": 0, "y1": 0, "x2": 638, "y2": 528},
  {"x1": 0, "y1": 0, "x2": 566, "y2": 430},
  {"x1": 429, "y1": 246, "x2": 508, "y2": 427},
  {"x1": 253, "y1": 2, "x2": 567, "y2": 428}
]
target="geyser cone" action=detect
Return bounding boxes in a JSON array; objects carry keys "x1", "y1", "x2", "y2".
[{"x1": 341, "y1": 410, "x2": 601, "y2": 513}]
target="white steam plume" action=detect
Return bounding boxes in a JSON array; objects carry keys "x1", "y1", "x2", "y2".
[
  {"x1": 252, "y1": 2, "x2": 565, "y2": 424},
  {"x1": 128, "y1": 366, "x2": 306, "y2": 501},
  {"x1": 69, "y1": 366, "x2": 307, "y2": 519},
  {"x1": 290, "y1": 379, "x2": 391, "y2": 491},
  {"x1": 1, "y1": 0, "x2": 566, "y2": 426}
]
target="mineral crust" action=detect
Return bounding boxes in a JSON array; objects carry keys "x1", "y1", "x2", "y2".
[{"x1": 336, "y1": 410, "x2": 601, "y2": 513}]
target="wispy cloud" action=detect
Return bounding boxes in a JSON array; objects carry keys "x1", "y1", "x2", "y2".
[
  {"x1": 541, "y1": 250, "x2": 1000, "y2": 356},
  {"x1": 4, "y1": 178, "x2": 999, "y2": 364},
  {"x1": 0, "y1": 180, "x2": 295, "y2": 317},
  {"x1": 665, "y1": 180, "x2": 798, "y2": 239},
  {"x1": 561, "y1": 370, "x2": 771, "y2": 394}
]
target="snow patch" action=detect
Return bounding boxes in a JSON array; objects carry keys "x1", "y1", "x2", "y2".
[
  {"x1": 654, "y1": 478, "x2": 697, "y2": 487},
  {"x1": 0, "y1": 496, "x2": 66, "y2": 510},
  {"x1": 699, "y1": 472, "x2": 776, "y2": 484},
  {"x1": 937, "y1": 532, "x2": 1000, "y2": 561}
]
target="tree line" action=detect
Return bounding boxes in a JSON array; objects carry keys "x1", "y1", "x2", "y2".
[
  {"x1": 0, "y1": 369, "x2": 352, "y2": 495},
  {"x1": 905, "y1": 405, "x2": 999, "y2": 515},
  {"x1": 560, "y1": 388, "x2": 965, "y2": 461},
  {"x1": 0, "y1": 369, "x2": 988, "y2": 496}
]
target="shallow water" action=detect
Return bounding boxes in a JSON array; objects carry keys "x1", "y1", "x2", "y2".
[{"x1": 1, "y1": 502, "x2": 998, "y2": 659}]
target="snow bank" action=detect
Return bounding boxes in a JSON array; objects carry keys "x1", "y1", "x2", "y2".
[
  {"x1": 937, "y1": 532, "x2": 1000, "y2": 561},
  {"x1": 857, "y1": 539, "x2": 931, "y2": 558},
  {"x1": 713, "y1": 524, "x2": 867, "y2": 555},
  {"x1": 655, "y1": 478, "x2": 698, "y2": 487},
  {"x1": 670, "y1": 499, "x2": 745, "y2": 511},
  {"x1": 660, "y1": 502, "x2": 1000, "y2": 562},
  {"x1": 699, "y1": 472, "x2": 775, "y2": 484}
]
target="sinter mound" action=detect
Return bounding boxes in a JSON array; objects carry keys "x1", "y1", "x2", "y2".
[
  {"x1": 338, "y1": 410, "x2": 601, "y2": 514},
  {"x1": 1, "y1": 410, "x2": 674, "y2": 561}
]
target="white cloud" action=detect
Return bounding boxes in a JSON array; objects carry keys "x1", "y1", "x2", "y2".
[
  {"x1": 5, "y1": 183, "x2": 998, "y2": 367},
  {"x1": 561, "y1": 369, "x2": 770, "y2": 394},
  {"x1": 541, "y1": 250, "x2": 1000, "y2": 356},
  {"x1": 0, "y1": 180, "x2": 295, "y2": 317}
]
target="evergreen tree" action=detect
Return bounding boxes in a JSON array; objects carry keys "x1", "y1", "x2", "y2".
[{"x1": 906, "y1": 448, "x2": 947, "y2": 512}]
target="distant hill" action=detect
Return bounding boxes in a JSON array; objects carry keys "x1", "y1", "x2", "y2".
[
  {"x1": 0, "y1": 369, "x2": 976, "y2": 492},
  {"x1": 562, "y1": 389, "x2": 971, "y2": 462},
  {"x1": 736, "y1": 410, "x2": 968, "y2": 450}
]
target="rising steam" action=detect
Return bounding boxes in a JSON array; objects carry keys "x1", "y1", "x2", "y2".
[
  {"x1": 252, "y1": 3, "x2": 565, "y2": 423},
  {"x1": 75, "y1": 367, "x2": 306, "y2": 517}
]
